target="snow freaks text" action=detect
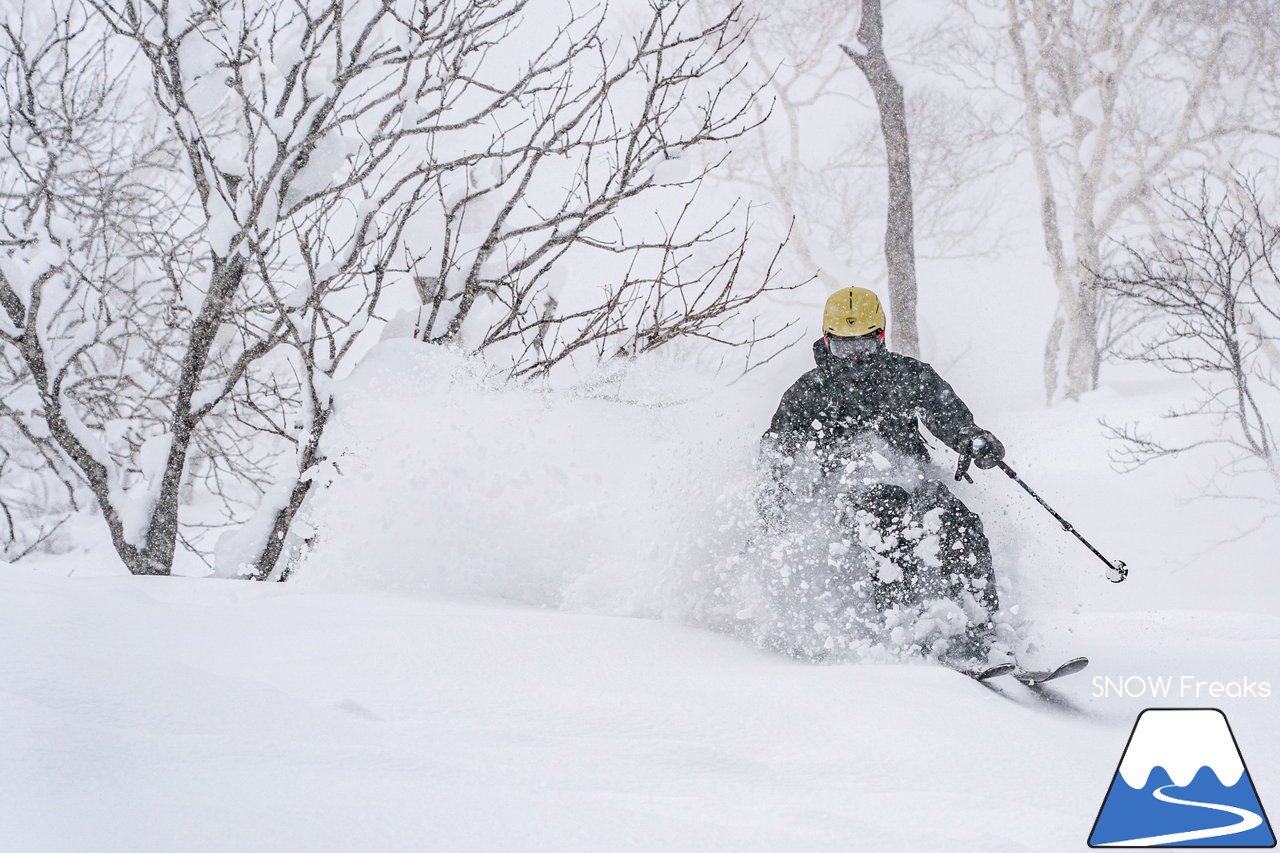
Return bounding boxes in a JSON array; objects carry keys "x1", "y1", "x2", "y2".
[{"x1": 1092, "y1": 676, "x2": 1273, "y2": 700}]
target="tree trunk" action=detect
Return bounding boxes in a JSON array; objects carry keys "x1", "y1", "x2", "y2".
[
  {"x1": 1043, "y1": 310, "x2": 1065, "y2": 404},
  {"x1": 842, "y1": 0, "x2": 919, "y2": 358},
  {"x1": 139, "y1": 252, "x2": 247, "y2": 574},
  {"x1": 1004, "y1": 0, "x2": 1085, "y2": 404},
  {"x1": 248, "y1": 405, "x2": 329, "y2": 581},
  {"x1": 1063, "y1": 286, "x2": 1101, "y2": 400},
  {"x1": 1054, "y1": 205, "x2": 1103, "y2": 401},
  {"x1": 1045, "y1": 273, "x2": 1102, "y2": 403}
]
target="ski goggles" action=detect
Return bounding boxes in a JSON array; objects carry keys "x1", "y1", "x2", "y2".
[{"x1": 826, "y1": 330, "x2": 884, "y2": 359}]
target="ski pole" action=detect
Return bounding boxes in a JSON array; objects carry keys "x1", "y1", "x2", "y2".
[{"x1": 993, "y1": 460, "x2": 1128, "y2": 583}]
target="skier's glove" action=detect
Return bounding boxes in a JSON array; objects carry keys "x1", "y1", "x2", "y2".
[{"x1": 969, "y1": 430, "x2": 1005, "y2": 470}]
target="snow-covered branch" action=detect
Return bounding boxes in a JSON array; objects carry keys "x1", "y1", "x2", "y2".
[
  {"x1": 1, "y1": 0, "x2": 785, "y2": 577},
  {"x1": 991, "y1": 0, "x2": 1280, "y2": 402},
  {"x1": 1098, "y1": 173, "x2": 1280, "y2": 502}
]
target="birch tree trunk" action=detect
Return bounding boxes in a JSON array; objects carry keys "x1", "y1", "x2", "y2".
[{"x1": 997, "y1": 0, "x2": 1260, "y2": 402}]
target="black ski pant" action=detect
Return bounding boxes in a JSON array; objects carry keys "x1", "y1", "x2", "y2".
[{"x1": 847, "y1": 480, "x2": 999, "y2": 620}]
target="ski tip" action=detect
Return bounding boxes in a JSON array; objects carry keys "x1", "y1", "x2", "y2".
[
  {"x1": 1014, "y1": 656, "x2": 1090, "y2": 686},
  {"x1": 969, "y1": 662, "x2": 1016, "y2": 682}
]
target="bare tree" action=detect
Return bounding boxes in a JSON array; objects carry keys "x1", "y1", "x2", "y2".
[
  {"x1": 1098, "y1": 174, "x2": 1280, "y2": 513},
  {"x1": 0, "y1": 378, "x2": 80, "y2": 560},
  {"x1": 400, "y1": 1, "x2": 789, "y2": 377},
  {"x1": 0, "y1": 0, "x2": 790, "y2": 578},
  {"x1": 841, "y1": 0, "x2": 918, "y2": 357},
  {"x1": 975, "y1": 0, "x2": 1280, "y2": 402},
  {"x1": 0, "y1": 6, "x2": 196, "y2": 567},
  {"x1": 697, "y1": 0, "x2": 1013, "y2": 355}
]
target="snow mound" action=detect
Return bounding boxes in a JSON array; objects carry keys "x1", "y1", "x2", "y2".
[{"x1": 296, "y1": 340, "x2": 760, "y2": 617}]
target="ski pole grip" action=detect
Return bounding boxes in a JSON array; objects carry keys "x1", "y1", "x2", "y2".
[{"x1": 955, "y1": 451, "x2": 973, "y2": 483}]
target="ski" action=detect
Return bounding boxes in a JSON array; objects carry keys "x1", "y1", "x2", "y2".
[
  {"x1": 1011, "y1": 656, "x2": 1089, "y2": 687},
  {"x1": 959, "y1": 661, "x2": 1017, "y2": 682}
]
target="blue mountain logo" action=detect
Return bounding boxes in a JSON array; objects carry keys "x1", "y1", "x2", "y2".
[{"x1": 1089, "y1": 708, "x2": 1275, "y2": 847}]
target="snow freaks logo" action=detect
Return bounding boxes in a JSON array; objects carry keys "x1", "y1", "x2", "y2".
[
  {"x1": 1088, "y1": 708, "x2": 1276, "y2": 848},
  {"x1": 1092, "y1": 675, "x2": 1272, "y2": 700}
]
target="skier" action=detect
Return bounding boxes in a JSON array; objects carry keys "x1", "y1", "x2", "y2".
[{"x1": 759, "y1": 287, "x2": 1007, "y2": 667}]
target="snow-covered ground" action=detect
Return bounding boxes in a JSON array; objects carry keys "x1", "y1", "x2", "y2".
[{"x1": 4, "y1": 569, "x2": 1277, "y2": 852}]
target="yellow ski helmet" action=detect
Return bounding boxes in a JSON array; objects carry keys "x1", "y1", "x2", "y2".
[{"x1": 822, "y1": 287, "x2": 886, "y2": 337}]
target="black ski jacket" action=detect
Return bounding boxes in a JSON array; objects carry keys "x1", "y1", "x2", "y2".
[{"x1": 762, "y1": 339, "x2": 987, "y2": 466}]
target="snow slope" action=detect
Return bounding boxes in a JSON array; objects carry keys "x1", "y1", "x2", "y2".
[{"x1": 3, "y1": 569, "x2": 1277, "y2": 852}]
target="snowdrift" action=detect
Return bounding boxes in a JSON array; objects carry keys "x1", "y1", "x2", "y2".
[
  {"x1": 296, "y1": 340, "x2": 763, "y2": 618},
  {"x1": 5, "y1": 568, "x2": 1278, "y2": 853}
]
